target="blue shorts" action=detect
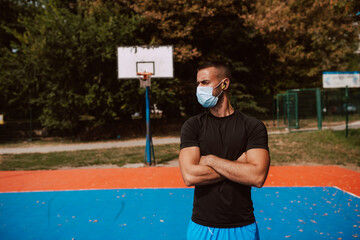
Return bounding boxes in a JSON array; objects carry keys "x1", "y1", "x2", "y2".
[{"x1": 187, "y1": 220, "x2": 260, "y2": 240}]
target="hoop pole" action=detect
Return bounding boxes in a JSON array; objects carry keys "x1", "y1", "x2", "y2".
[
  {"x1": 137, "y1": 73, "x2": 155, "y2": 165},
  {"x1": 144, "y1": 84, "x2": 155, "y2": 166},
  {"x1": 345, "y1": 85, "x2": 349, "y2": 138},
  {"x1": 145, "y1": 86, "x2": 151, "y2": 165}
]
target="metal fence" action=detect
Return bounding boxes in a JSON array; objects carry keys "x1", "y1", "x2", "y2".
[{"x1": 275, "y1": 88, "x2": 360, "y2": 133}]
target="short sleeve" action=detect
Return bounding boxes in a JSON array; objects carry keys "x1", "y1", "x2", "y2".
[
  {"x1": 180, "y1": 117, "x2": 200, "y2": 149},
  {"x1": 246, "y1": 119, "x2": 269, "y2": 151}
]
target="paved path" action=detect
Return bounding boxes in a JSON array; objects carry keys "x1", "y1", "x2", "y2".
[
  {"x1": 288, "y1": 120, "x2": 360, "y2": 132},
  {"x1": 0, "y1": 137, "x2": 180, "y2": 155},
  {"x1": 0, "y1": 121, "x2": 359, "y2": 155},
  {"x1": 324, "y1": 120, "x2": 360, "y2": 131}
]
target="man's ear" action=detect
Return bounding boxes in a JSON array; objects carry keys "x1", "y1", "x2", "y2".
[{"x1": 223, "y1": 78, "x2": 230, "y2": 90}]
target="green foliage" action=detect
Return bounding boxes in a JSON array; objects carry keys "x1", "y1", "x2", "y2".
[
  {"x1": 0, "y1": 0, "x2": 40, "y2": 49},
  {"x1": 244, "y1": 0, "x2": 359, "y2": 93},
  {"x1": 0, "y1": 0, "x2": 359, "y2": 134},
  {"x1": 0, "y1": 0, "x2": 143, "y2": 132},
  {"x1": 127, "y1": 0, "x2": 268, "y2": 116}
]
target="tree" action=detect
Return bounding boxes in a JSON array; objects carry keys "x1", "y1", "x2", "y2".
[
  {"x1": 0, "y1": 0, "x2": 41, "y2": 50},
  {"x1": 0, "y1": 0, "x2": 143, "y2": 133},
  {"x1": 243, "y1": 0, "x2": 360, "y2": 94},
  {"x1": 127, "y1": 0, "x2": 267, "y2": 117},
  {"x1": 3, "y1": 0, "x2": 358, "y2": 135},
  {"x1": 0, "y1": 1, "x2": 43, "y2": 121}
]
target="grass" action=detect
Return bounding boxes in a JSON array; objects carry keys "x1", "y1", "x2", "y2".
[
  {"x1": 0, "y1": 144, "x2": 179, "y2": 171},
  {"x1": 0, "y1": 129, "x2": 359, "y2": 171},
  {"x1": 269, "y1": 129, "x2": 360, "y2": 168}
]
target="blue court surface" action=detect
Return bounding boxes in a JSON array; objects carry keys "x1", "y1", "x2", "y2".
[{"x1": 0, "y1": 187, "x2": 359, "y2": 239}]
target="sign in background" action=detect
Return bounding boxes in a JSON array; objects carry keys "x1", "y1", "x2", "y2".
[{"x1": 322, "y1": 71, "x2": 360, "y2": 88}]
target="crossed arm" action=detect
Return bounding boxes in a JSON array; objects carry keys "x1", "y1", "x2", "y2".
[{"x1": 179, "y1": 147, "x2": 270, "y2": 188}]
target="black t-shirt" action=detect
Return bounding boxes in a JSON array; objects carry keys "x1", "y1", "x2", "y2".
[{"x1": 180, "y1": 110, "x2": 269, "y2": 228}]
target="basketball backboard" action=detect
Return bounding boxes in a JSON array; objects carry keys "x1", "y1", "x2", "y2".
[{"x1": 117, "y1": 46, "x2": 173, "y2": 79}]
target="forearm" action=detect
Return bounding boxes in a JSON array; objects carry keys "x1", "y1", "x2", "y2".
[
  {"x1": 208, "y1": 158, "x2": 263, "y2": 187},
  {"x1": 180, "y1": 164, "x2": 224, "y2": 187},
  {"x1": 200, "y1": 152, "x2": 269, "y2": 188},
  {"x1": 179, "y1": 147, "x2": 224, "y2": 187}
]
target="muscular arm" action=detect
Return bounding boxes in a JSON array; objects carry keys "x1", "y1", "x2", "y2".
[
  {"x1": 200, "y1": 148, "x2": 270, "y2": 188},
  {"x1": 179, "y1": 146, "x2": 224, "y2": 187}
]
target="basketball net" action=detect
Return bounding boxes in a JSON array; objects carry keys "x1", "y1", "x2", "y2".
[{"x1": 137, "y1": 72, "x2": 152, "y2": 88}]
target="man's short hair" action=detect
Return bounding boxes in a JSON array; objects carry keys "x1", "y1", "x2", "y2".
[{"x1": 197, "y1": 61, "x2": 231, "y2": 80}]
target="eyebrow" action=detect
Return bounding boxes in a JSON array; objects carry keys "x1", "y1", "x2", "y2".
[{"x1": 197, "y1": 79, "x2": 210, "y2": 84}]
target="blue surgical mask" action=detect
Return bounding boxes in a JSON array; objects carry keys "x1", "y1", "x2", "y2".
[{"x1": 196, "y1": 81, "x2": 223, "y2": 108}]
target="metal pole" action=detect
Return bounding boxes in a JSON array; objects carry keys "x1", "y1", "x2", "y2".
[
  {"x1": 29, "y1": 104, "x2": 33, "y2": 142},
  {"x1": 345, "y1": 85, "x2": 349, "y2": 138},
  {"x1": 272, "y1": 97, "x2": 275, "y2": 127},
  {"x1": 286, "y1": 91, "x2": 291, "y2": 132},
  {"x1": 316, "y1": 88, "x2": 322, "y2": 130},
  {"x1": 145, "y1": 86, "x2": 152, "y2": 165},
  {"x1": 276, "y1": 95, "x2": 279, "y2": 128},
  {"x1": 295, "y1": 92, "x2": 299, "y2": 129}
]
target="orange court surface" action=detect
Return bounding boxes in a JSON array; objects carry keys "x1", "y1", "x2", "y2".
[{"x1": 0, "y1": 166, "x2": 359, "y2": 195}]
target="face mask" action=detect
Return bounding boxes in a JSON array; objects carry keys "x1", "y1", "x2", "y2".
[{"x1": 196, "y1": 81, "x2": 223, "y2": 108}]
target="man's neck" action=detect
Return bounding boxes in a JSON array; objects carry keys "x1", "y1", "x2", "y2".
[{"x1": 209, "y1": 94, "x2": 234, "y2": 118}]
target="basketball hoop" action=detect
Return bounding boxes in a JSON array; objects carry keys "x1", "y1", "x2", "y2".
[
  {"x1": 117, "y1": 46, "x2": 174, "y2": 166},
  {"x1": 137, "y1": 72, "x2": 152, "y2": 88}
]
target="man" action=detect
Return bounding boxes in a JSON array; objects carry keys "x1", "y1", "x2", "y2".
[{"x1": 179, "y1": 61, "x2": 270, "y2": 240}]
